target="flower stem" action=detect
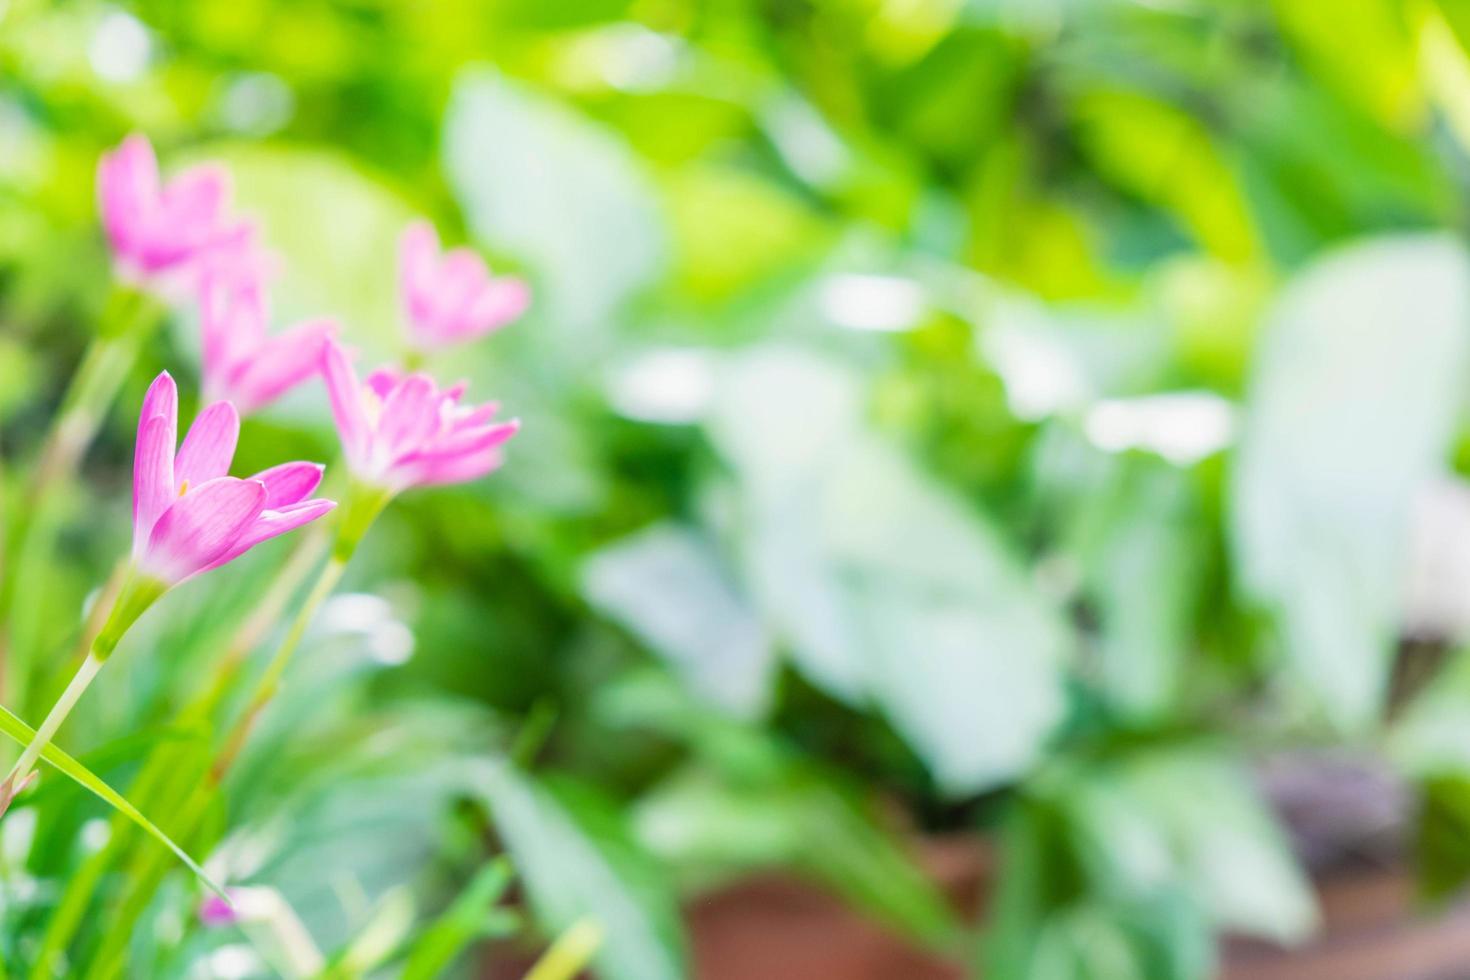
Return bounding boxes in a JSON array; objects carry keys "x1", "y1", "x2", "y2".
[
  {"x1": 211, "y1": 554, "x2": 347, "y2": 779},
  {"x1": 3, "y1": 653, "x2": 104, "y2": 797}
]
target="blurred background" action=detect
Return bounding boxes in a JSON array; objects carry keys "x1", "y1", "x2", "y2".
[{"x1": 8, "y1": 0, "x2": 1470, "y2": 977}]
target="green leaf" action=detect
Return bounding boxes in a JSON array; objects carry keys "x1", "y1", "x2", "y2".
[
  {"x1": 400, "y1": 859, "x2": 517, "y2": 980},
  {"x1": 0, "y1": 702, "x2": 225, "y2": 898},
  {"x1": 468, "y1": 760, "x2": 686, "y2": 980},
  {"x1": 1232, "y1": 235, "x2": 1470, "y2": 728},
  {"x1": 1072, "y1": 87, "x2": 1257, "y2": 262},
  {"x1": 1071, "y1": 459, "x2": 1205, "y2": 720},
  {"x1": 1414, "y1": 773, "x2": 1470, "y2": 902},
  {"x1": 1271, "y1": 0, "x2": 1423, "y2": 131}
]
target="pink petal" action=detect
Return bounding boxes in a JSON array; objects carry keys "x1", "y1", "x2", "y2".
[
  {"x1": 250, "y1": 461, "x2": 325, "y2": 509},
  {"x1": 429, "y1": 418, "x2": 519, "y2": 459},
  {"x1": 132, "y1": 416, "x2": 176, "y2": 558},
  {"x1": 142, "y1": 477, "x2": 267, "y2": 583},
  {"x1": 175, "y1": 401, "x2": 240, "y2": 488},
  {"x1": 465, "y1": 277, "x2": 530, "y2": 335},
  {"x1": 200, "y1": 498, "x2": 337, "y2": 573},
  {"x1": 377, "y1": 375, "x2": 444, "y2": 460},
  {"x1": 399, "y1": 220, "x2": 439, "y2": 303},
  {"x1": 395, "y1": 448, "x2": 506, "y2": 488},
  {"x1": 139, "y1": 370, "x2": 178, "y2": 428},
  {"x1": 393, "y1": 419, "x2": 520, "y2": 489},
  {"x1": 158, "y1": 165, "x2": 230, "y2": 242},
  {"x1": 321, "y1": 340, "x2": 371, "y2": 468},
  {"x1": 97, "y1": 135, "x2": 158, "y2": 256},
  {"x1": 365, "y1": 367, "x2": 402, "y2": 402},
  {"x1": 132, "y1": 372, "x2": 178, "y2": 552},
  {"x1": 225, "y1": 317, "x2": 336, "y2": 414},
  {"x1": 199, "y1": 275, "x2": 268, "y2": 384}
]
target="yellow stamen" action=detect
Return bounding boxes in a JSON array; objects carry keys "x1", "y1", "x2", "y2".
[{"x1": 178, "y1": 480, "x2": 190, "y2": 497}]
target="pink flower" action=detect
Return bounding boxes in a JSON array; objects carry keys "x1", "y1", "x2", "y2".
[
  {"x1": 199, "y1": 272, "x2": 336, "y2": 415},
  {"x1": 399, "y1": 220, "x2": 529, "y2": 351},
  {"x1": 199, "y1": 892, "x2": 241, "y2": 928},
  {"x1": 132, "y1": 372, "x2": 336, "y2": 586},
  {"x1": 321, "y1": 339, "x2": 519, "y2": 492},
  {"x1": 97, "y1": 134, "x2": 249, "y2": 291}
]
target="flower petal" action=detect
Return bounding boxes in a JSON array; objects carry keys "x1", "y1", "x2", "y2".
[
  {"x1": 175, "y1": 401, "x2": 240, "y2": 488},
  {"x1": 132, "y1": 372, "x2": 178, "y2": 553},
  {"x1": 321, "y1": 339, "x2": 371, "y2": 468},
  {"x1": 199, "y1": 498, "x2": 337, "y2": 574},
  {"x1": 132, "y1": 416, "x2": 175, "y2": 557},
  {"x1": 225, "y1": 317, "x2": 336, "y2": 414},
  {"x1": 250, "y1": 461, "x2": 325, "y2": 509},
  {"x1": 464, "y1": 277, "x2": 530, "y2": 336},
  {"x1": 142, "y1": 477, "x2": 267, "y2": 583},
  {"x1": 378, "y1": 374, "x2": 444, "y2": 460},
  {"x1": 97, "y1": 135, "x2": 159, "y2": 257}
]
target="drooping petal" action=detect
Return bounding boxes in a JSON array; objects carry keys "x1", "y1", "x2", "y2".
[
  {"x1": 199, "y1": 498, "x2": 337, "y2": 573},
  {"x1": 142, "y1": 477, "x2": 267, "y2": 583},
  {"x1": 223, "y1": 317, "x2": 335, "y2": 414},
  {"x1": 175, "y1": 401, "x2": 240, "y2": 489},
  {"x1": 321, "y1": 340, "x2": 372, "y2": 468},
  {"x1": 250, "y1": 461, "x2": 325, "y2": 509}
]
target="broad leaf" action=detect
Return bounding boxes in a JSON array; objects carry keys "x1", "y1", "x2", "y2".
[
  {"x1": 709, "y1": 347, "x2": 1069, "y2": 793},
  {"x1": 1232, "y1": 235, "x2": 1470, "y2": 728},
  {"x1": 582, "y1": 522, "x2": 776, "y2": 718}
]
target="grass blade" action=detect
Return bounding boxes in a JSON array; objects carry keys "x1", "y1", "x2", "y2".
[{"x1": 0, "y1": 702, "x2": 226, "y2": 898}]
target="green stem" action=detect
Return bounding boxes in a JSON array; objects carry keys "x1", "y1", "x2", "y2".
[
  {"x1": 2, "y1": 569, "x2": 162, "y2": 805},
  {"x1": 28, "y1": 531, "x2": 330, "y2": 977},
  {"x1": 3, "y1": 654, "x2": 103, "y2": 797},
  {"x1": 211, "y1": 555, "x2": 347, "y2": 779}
]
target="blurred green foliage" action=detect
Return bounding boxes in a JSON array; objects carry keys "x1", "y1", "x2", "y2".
[{"x1": 9, "y1": 0, "x2": 1470, "y2": 977}]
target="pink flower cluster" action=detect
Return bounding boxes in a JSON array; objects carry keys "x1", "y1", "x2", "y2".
[{"x1": 98, "y1": 134, "x2": 527, "y2": 586}]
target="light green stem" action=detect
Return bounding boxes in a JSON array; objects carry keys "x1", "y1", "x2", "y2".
[{"x1": 5, "y1": 653, "x2": 103, "y2": 793}]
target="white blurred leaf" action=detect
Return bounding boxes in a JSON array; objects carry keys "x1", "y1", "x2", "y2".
[
  {"x1": 710, "y1": 347, "x2": 1069, "y2": 793},
  {"x1": 1066, "y1": 749, "x2": 1317, "y2": 945},
  {"x1": 582, "y1": 523, "x2": 776, "y2": 718},
  {"x1": 1232, "y1": 235, "x2": 1470, "y2": 728}
]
